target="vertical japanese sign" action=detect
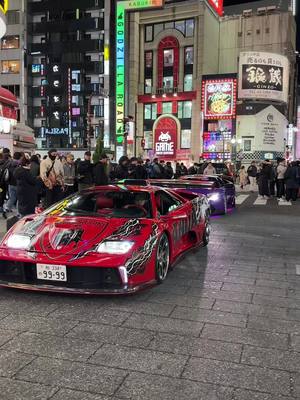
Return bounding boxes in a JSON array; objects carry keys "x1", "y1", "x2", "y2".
[
  {"x1": 115, "y1": 0, "x2": 164, "y2": 149},
  {"x1": 0, "y1": 1, "x2": 8, "y2": 14},
  {"x1": 238, "y1": 52, "x2": 289, "y2": 103}
]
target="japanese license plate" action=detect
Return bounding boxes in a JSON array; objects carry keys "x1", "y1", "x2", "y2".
[{"x1": 36, "y1": 264, "x2": 67, "y2": 282}]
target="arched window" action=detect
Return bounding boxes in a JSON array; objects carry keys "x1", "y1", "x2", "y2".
[{"x1": 157, "y1": 37, "x2": 179, "y2": 92}]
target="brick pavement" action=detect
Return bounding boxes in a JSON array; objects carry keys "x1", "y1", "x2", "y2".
[{"x1": 0, "y1": 196, "x2": 299, "y2": 399}]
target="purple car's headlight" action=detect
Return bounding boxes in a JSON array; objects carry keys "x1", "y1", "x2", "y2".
[{"x1": 208, "y1": 193, "x2": 220, "y2": 202}]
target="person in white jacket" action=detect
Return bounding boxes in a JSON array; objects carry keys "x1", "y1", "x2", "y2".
[
  {"x1": 203, "y1": 162, "x2": 216, "y2": 175},
  {"x1": 40, "y1": 149, "x2": 64, "y2": 207},
  {"x1": 276, "y1": 159, "x2": 287, "y2": 200}
]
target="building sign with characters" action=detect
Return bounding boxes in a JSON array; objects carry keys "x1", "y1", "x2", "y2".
[
  {"x1": 238, "y1": 52, "x2": 289, "y2": 103},
  {"x1": 202, "y1": 78, "x2": 237, "y2": 120},
  {"x1": 154, "y1": 117, "x2": 177, "y2": 157}
]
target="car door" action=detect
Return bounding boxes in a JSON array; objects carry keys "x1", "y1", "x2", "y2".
[{"x1": 155, "y1": 190, "x2": 192, "y2": 257}]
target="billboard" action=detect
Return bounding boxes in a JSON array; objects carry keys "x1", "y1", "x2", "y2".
[
  {"x1": 154, "y1": 116, "x2": 177, "y2": 157},
  {"x1": 238, "y1": 52, "x2": 289, "y2": 103},
  {"x1": 207, "y1": 0, "x2": 223, "y2": 16},
  {"x1": 0, "y1": 1, "x2": 8, "y2": 14},
  {"x1": 202, "y1": 78, "x2": 237, "y2": 120}
]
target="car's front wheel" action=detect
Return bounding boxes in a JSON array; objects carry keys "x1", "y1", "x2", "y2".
[
  {"x1": 155, "y1": 233, "x2": 170, "y2": 283},
  {"x1": 202, "y1": 221, "x2": 211, "y2": 246}
]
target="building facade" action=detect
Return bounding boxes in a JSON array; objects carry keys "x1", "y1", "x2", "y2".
[
  {"x1": 27, "y1": 0, "x2": 111, "y2": 154},
  {"x1": 125, "y1": 0, "x2": 297, "y2": 164}
]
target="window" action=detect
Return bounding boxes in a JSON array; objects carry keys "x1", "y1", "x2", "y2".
[
  {"x1": 186, "y1": 19, "x2": 194, "y2": 37},
  {"x1": 155, "y1": 191, "x2": 182, "y2": 215},
  {"x1": 2, "y1": 85, "x2": 20, "y2": 97},
  {"x1": 144, "y1": 104, "x2": 157, "y2": 120},
  {"x1": 145, "y1": 25, "x2": 153, "y2": 42},
  {"x1": 1, "y1": 60, "x2": 20, "y2": 74},
  {"x1": 243, "y1": 139, "x2": 252, "y2": 152},
  {"x1": 175, "y1": 20, "x2": 185, "y2": 35},
  {"x1": 183, "y1": 74, "x2": 193, "y2": 91},
  {"x1": 1, "y1": 36, "x2": 20, "y2": 49},
  {"x1": 184, "y1": 47, "x2": 194, "y2": 65},
  {"x1": 164, "y1": 22, "x2": 174, "y2": 29},
  {"x1": 178, "y1": 101, "x2": 192, "y2": 119},
  {"x1": 145, "y1": 51, "x2": 153, "y2": 68},
  {"x1": 144, "y1": 131, "x2": 153, "y2": 149},
  {"x1": 163, "y1": 49, "x2": 174, "y2": 67},
  {"x1": 162, "y1": 102, "x2": 172, "y2": 114},
  {"x1": 181, "y1": 129, "x2": 191, "y2": 149},
  {"x1": 154, "y1": 23, "x2": 163, "y2": 37},
  {"x1": 163, "y1": 76, "x2": 173, "y2": 89},
  {"x1": 6, "y1": 11, "x2": 19, "y2": 25},
  {"x1": 145, "y1": 78, "x2": 152, "y2": 94}
]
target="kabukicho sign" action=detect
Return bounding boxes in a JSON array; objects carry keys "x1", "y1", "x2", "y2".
[
  {"x1": 154, "y1": 117, "x2": 177, "y2": 157},
  {"x1": 115, "y1": 0, "x2": 164, "y2": 148}
]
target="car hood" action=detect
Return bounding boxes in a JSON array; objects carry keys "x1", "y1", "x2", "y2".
[{"x1": 2, "y1": 215, "x2": 157, "y2": 260}]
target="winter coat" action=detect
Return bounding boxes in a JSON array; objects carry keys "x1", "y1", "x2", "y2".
[
  {"x1": 284, "y1": 166, "x2": 299, "y2": 189},
  {"x1": 260, "y1": 164, "x2": 272, "y2": 180},
  {"x1": 7, "y1": 159, "x2": 20, "y2": 186},
  {"x1": 63, "y1": 163, "x2": 75, "y2": 186},
  {"x1": 94, "y1": 162, "x2": 109, "y2": 186},
  {"x1": 203, "y1": 166, "x2": 216, "y2": 175},
  {"x1": 40, "y1": 157, "x2": 64, "y2": 189},
  {"x1": 115, "y1": 164, "x2": 129, "y2": 180},
  {"x1": 77, "y1": 160, "x2": 94, "y2": 185},
  {"x1": 277, "y1": 163, "x2": 287, "y2": 180},
  {"x1": 247, "y1": 165, "x2": 257, "y2": 178},
  {"x1": 164, "y1": 165, "x2": 174, "y2": 179},
  {"x1": 239, "y1": 169, "x2": 248, "y2": 186},
  {"x1": 14, "y1": 166, "x2": 38, "y2": 216},
  {"x1": 129, "y1": 164, "x2": 148, "y2": 179},
  {"x1": 30, "y1": 161, "x2": 40, "y2": 178}
]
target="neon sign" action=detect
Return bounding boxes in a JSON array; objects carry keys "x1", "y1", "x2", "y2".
[
  {"x1": 0, "y1": 1, "x2": 8, "y2": 14},
  {"x1": 115, "y1": 0, "x2": 164, "y2": 147},
  {"x1": 207, "y1": 0, "x2": 223, "y2": 16},
  {"x1": 202, "y1": 78, "x2": 237, "y2": 120}
]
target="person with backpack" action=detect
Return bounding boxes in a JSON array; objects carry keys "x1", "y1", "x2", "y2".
[
  {"x1": 247, "y1": 161, "x2": 258, "y2": 192},
  {"x1": 0, "y1": 150, "x2": 11, "y2": 218},
  {"x1": 3, "y1": 152, "x2": 22, "y2": 217},
  {"x1": 40, "y1": 149, "x2": 64, "y2": 207}
]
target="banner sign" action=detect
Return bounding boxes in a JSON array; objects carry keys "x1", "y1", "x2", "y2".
[
  {"x1": 202, "y1": 78, "x2": 237, "y2": 120},
  {"x1": 154, "y1": 117, "x2": 177, "y2": 157},
  {"x1": 115, "y1": 0, "x2": 164, "y2": 149},
  {"x1": 238, "y1": 52, "x2": 289, "y2": 103}
]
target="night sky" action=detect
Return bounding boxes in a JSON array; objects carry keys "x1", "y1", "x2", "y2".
[{"x1": 224, "y1": 0, "x2": 299, "y2": 52}]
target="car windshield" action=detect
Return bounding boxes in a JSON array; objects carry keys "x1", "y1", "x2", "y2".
[{"x1": 44, "y1": 190, "x2": 153, "y2": 218}]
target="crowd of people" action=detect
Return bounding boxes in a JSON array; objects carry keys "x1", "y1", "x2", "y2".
[
  {"x1": 238, "y1": 159, "x2": 300, "y2": 202},
  {"x1": 0, "y1": 147, "x2": 298, "y2": 220}
]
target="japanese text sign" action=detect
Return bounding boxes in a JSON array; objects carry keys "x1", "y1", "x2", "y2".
[{"x1": 202, "y1": 78, "x2": 237, "y2": 120}]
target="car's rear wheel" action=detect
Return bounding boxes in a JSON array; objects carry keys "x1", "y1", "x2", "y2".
[
  {"x1": 202, "y1": 221, "x2": 211, "y2": 246},
  {"x1": 155, "y1": 233, "x2": 170, "y2": 283}
]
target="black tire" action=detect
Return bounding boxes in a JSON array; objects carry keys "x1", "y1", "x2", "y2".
[
  {"x1": 155, "y1": 233, "x2": 170, "y2": 283},
  {"x1": 203, "y1": 221, "x2": 211, "y2": 246}
]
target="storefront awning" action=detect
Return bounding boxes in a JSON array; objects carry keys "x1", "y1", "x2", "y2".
[{"x1": 0, "y1": 87, "x2": 18, "y2": 107}]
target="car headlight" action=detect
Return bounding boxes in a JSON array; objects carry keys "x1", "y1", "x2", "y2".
[
  {"x1": 97, "y1": 241, "x2": 134, "y2": 255},
  {"x1": 208, "y1": 193, "x2": 219, "y2": 202},
  {"x1": 6, "y1": 234, "x2": 31, "y2": 250}
]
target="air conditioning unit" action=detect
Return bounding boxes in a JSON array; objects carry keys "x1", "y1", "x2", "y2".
[
  {"x1": 266, "y1": 6, "x2": 277, "y2": 12},
  {"x1": 257, "y1": 7, "x2": 267, "y2": 15},
  {"x1": 243, "y1": 9, "x2": 252, "y2": 17}
]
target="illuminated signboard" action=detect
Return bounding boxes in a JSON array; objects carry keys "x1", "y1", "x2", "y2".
[
  {"x1": 202, "y1": 78, "x2": 237, "y2": 120},
  {"x1": 207, "y1": 0, "x2": 223, "y2": 16},
  {"x1": 115, "y1": 0, "x2": 164, "y2": 147},
  {"x1": 0, "y1": 0, "x2": 8, "y2": 14},
  {"x1": 154, "y1": 116, "x2": 177, "y2": 158}
]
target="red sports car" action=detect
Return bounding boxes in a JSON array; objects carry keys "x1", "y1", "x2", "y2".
[{"x1": 0, "y1": 185, "x2": 210, "y2": 295}]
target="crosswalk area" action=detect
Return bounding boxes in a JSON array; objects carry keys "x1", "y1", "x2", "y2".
[{"x1": 235, "y1": 194, "x2": 295, "y2": 206}]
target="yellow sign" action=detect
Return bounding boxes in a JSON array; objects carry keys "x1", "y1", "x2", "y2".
[{"x1": 0, "y1": 0, "x2": 8, "y2": 14}]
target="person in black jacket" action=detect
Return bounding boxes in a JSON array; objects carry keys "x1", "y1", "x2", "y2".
[
  {"x1": 115, "y1": 156, "x2": 129, "y2": 180},
  {"x1": 77, "y1": 151, "x2": 94, "y2": 191},
  {"x1": 4, "y1": 151, "x2": 22, "y2": 215},
  {"x1": 14, "y1": 157, "x2": 38, "y2": 217},
  {"x1": 128, "y1": 157, "x2": 148, "y2": 179},
  {"x1": 94, "y1": 153, "x2": 109, "y2": 186},
  {"x1": 258, "y1": 161, "x2": 272, "y2": 199},
  {"x1": 284, "y1": 162, "x2": 299, "y2": 201}
]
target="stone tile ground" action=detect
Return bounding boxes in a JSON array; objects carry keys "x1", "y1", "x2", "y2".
[{"x1": 0, "y1": 195, "x2": 299, "y2": 399}]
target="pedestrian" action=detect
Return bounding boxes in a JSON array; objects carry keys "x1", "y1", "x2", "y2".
[
  {"x1": 269, "y1": 162, "x2": 277, "y2": 197},
  {"x1": 63, "y1": 153, "x2": 76, "y2": 197},
  {"x1": 129, "y1": 157, "x2": 148, "y2": 179},
  {"x1": 40, "y1": 148, "x2": 64, "y2": 207},
  {"x1": 247, "y1": 161, "x2": 257, "y2": 192},
  {"x1": 3, "y1": 152, "x2": 22, "y2": 216},
  {"x1": 77, "y1": 151, "x2": 94, "y2": 191},
  {"x1": 151, "y1": 158, "x2": 164, "y2": 179},
  {"x1": 94, "y1": 153, "x2": 109, "y2": 185},
  {"x1": 30, "y1": 154, "x2": 40, "y2": 178},
  {"x1": 180, "y1": 162, "x2": 188, "y2": 175},
  {"x1": 164, "y1": 161, "x2": 174, "y2": 179},
  {"x1": 14, "y1": 156, "x2": 38, "y2": 217},
  {"x1": 239, "y1": 166, "x2": 248, "y2": 190},
  {"x1": 0, "y1": 150, "x2": 11, "y2": 218},
  {"x1": 284, "y1": 161, "x2": 299, "y2": 201},
  {"x1": 188, "y1": 163, "x2": 198, "y2": 175},
  {"x1": 203, "y1": 162, "x2": 216, "y2": 175},
  {"x1": 258, "y1": 160, "x2": 272, "y2": 199},
  {"x1": 276, "y1": 158, "x2": 287, "y2": 200},
  {"x1": 175, "y1": 162, "x2": 181, "y2": 178},
  {"x1": 115, "y1": 156, "x2": 130, "y2": 180}
]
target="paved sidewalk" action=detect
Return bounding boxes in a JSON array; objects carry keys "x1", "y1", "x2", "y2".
[{"x1": 0, "y1": 198, "x2": 299, "y2": 399}]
